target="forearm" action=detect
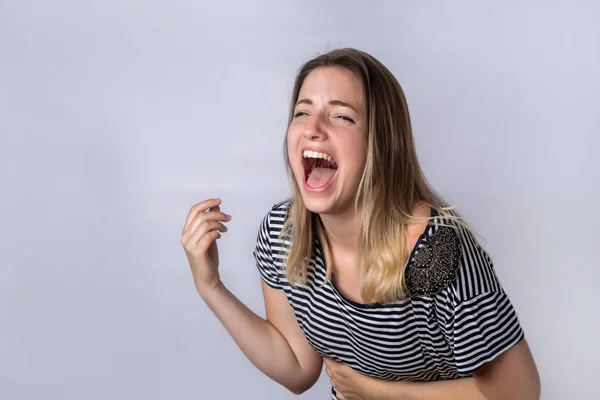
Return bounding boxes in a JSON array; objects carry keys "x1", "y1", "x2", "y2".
[
  {"x1": 375, "y1": 340, "x2": 540, "y2": 400},
  {"x1": 199, "y1": 283, "x2": 312, "y2": 393},
  {"x1": 368, "y1": 374, "x2": 539, "y2": 400},
  {"x1": 369, "y1": 376, "x2": 486, "y2": 400}
]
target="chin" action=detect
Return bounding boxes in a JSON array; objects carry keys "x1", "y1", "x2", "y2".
[
  {"x1": 298, "y1": 181, "x2": 350, "y2": 216},
  {"x1": 300, "y1": 196, "x2": 335, "y2": 215}
]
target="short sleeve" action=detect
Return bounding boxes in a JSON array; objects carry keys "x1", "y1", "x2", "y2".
[
  {"x1": 435, "y1": 224, "x2": 526, "y2": 376},
  {"x1": 253, "y1": 212, "x2": 284, "y2": 291},
  {"x1": 451, "y1": 289, "x2": 525, "y2": 376}
]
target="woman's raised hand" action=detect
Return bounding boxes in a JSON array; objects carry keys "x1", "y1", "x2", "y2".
[{"x1": 181, "y1": 198, "x2": 231, "y2": 294}]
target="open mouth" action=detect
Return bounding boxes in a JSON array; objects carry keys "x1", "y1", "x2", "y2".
[{"x1": 302, "y1": 151, "x2": 338, "y2": 189}]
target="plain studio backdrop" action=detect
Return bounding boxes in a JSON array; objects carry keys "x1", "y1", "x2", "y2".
[{"x1": 1, "y1": 1, "x2": 598, "y2": 399}]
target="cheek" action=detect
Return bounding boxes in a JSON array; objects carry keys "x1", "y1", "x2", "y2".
[
  {"x1": 285, "y1": 130, "x2": 294, "y2": 156},
  {"x1": 286, "y1": 129, "x2": 302, "y2": 172},
  {"x1": 286, "y1": 126, "x2": 301, "y2": 149},
  {"x1": 342, "y1": 140, "x2": 367, "y2": 174}
]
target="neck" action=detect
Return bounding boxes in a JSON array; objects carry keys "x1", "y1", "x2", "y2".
[{"x1": 318, "y1": 205, "x2": 362, "y2": 253}]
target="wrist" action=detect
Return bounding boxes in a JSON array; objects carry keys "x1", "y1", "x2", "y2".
[
  {"x1": 368, "y1": 377, "x2": 408, "y2": 400},
  {"x1": 197, "y1": 279, "x2": 226, "y2": 298}
]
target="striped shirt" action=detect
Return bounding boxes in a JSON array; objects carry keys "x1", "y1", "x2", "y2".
[{"x1": 253, "y1": 200, "x2": 525, "y2": 399}]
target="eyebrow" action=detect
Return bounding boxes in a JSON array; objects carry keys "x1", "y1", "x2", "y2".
[{"x1": 295, "y1": 98, "x2": 358, "y2": 112}]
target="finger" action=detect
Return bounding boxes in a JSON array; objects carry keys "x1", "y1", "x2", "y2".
[
  {"x1": 195, "y1": 230, "x2": 222, "y2": 255},
  {"x1": 326, "y1": 359, "x2": 339, "y2": 372},
  {"x1": 182, "y1": 210, "x2": 231, "y2": 240},
  {"x1": 183, "y1": 198, "x2": 221, "y2": 233},
  {"x1": 193, "y1": 220, "x2": 228, "y2": 244},
  {"x1": 185, "y1": 220, "x2": 228, "y2": 249},
  {"x1": 183, "y1": 211, "x2": 230, "y2": 240}
]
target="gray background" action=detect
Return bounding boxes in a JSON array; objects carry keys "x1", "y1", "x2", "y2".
[{"x1": 1, "y1": 1, "x2": 598, "y2": 399}]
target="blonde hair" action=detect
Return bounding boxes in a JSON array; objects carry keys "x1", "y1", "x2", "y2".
[{"x1": 282, "y1": 48, "x2": 481, "y2": 304}]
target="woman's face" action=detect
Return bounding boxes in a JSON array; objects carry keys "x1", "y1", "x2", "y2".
[{"x1": 287, "y1": 66, "x2": 367, "y2": 216}]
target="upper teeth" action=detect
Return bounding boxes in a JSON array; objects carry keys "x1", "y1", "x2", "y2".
[{"x1": 303, "y1": 150, "x2": 332, "y2": 161}]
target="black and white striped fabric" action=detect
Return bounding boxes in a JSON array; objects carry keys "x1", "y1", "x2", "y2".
[{"x1": 253, "y1": 200, "x2": 524, "y2": 399}]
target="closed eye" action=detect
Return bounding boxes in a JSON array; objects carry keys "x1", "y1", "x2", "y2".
[
  {"x1": 337, "y1": 115, "x2": 355, "y2": 123},
  {"x1": 294, "y1": 111, "x2": 309, "y2": 118}
]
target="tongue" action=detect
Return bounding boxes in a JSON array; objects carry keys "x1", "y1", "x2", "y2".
[{"x1": 307, "y1": 167, "x2": 336, "y2": 188}]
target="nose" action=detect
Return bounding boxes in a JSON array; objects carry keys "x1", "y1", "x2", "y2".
[{"x1": 302, "y1": 114, "x2": 328, "y2": 141}]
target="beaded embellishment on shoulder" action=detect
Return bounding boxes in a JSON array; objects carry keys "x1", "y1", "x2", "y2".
[{"x1": 406, "y1": 226, "x2": 461, "y2": 296}]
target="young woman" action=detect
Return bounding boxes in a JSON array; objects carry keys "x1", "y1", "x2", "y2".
[{"x1": 181, "y1": 48, "x2": 540, "y2": 399}]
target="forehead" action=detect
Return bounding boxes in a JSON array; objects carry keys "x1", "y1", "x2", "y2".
[{"x1": 298, "y1": 66, "x2": 364, "y2": 106}]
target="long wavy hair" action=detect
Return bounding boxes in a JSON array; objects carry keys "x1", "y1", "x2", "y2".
[{"x1": 282, "y1": 48, "x2": 478, "y2": 303}]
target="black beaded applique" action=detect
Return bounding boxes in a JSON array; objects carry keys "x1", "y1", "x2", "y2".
[{"x1": 406, "y1": 227, "x2": 461, "y2": 296}]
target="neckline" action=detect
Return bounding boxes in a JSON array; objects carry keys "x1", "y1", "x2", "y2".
[{"x1": 319, "y1": 206, "x2": 439, "y2": 309}]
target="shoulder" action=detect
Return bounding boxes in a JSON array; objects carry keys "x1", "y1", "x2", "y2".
[
  {"x1": 440, "y1": 207, "x2": 502, "y2": 301},
  {"x1": 255, "y1": 199, "x2": 293, "y2": 252},
  {"x1": 258, "y1": 199, "x2": 291, "y2": 234},
  {"x1": 407, "y1": 205, "x2": 501, "y2": 301},
  {"x1": 452, "y1": 223, "x2": 502, "y2": 302},
  {"x1": 253, "y1": 199, "x2": 293, "y2": 288},
  {"x1": 268, "y1": 199, "x2": 291, "y2": 224}
]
